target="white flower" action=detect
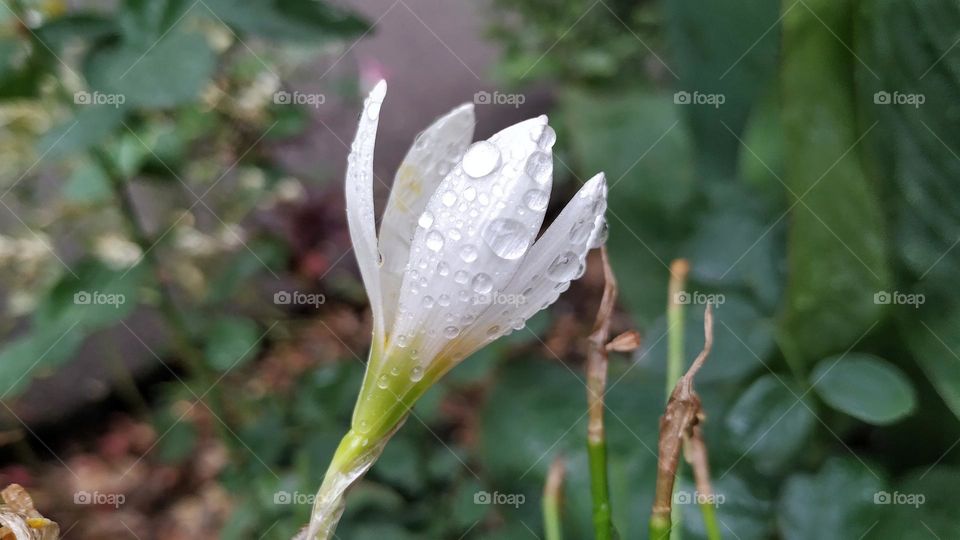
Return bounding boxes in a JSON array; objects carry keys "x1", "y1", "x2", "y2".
[
  {"x1": 347, "y1": 80, "x2": 607, "y2": 425},
  {"x1": 303, "y1": 80, "x2": 606, "y2": 539}
]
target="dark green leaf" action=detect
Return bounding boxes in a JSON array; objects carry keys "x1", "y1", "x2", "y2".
[
  {"x1": 811, "y1": 353, "x2": 916, "y2": 425},
  {"x1": 779, "y1": 0, "x2": 890, "y2": 364},
  {"x1": 726, "y1": 374, "x2": 817, "y2": 474},
  {"x1": 201, "y1": 0, "x2": 368, "y2": 42},
  {"x1": 779, "y1": 457, "x2": 885, "y2": 540},
  {"x1": 204, "y1": 316, "x2": 262, "y2": 371}
]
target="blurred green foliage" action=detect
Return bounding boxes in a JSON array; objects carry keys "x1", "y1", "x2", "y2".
[{"x1": 492, "y1": 0, "x2": 960, "y2": 538}]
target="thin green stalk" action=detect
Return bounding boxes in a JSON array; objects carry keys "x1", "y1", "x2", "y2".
[
  {"x1": 699, "y1": 501, "x2": 722, "y2": 540},
  {"x1": 586, "y1": 247, "x2": 617, "y2": 540},
  {"x1": 665, "y1": 259, "x2": 689, "y2": 540},
  {"x1": 542, "y1": 457, "x2": 565, "y2": 540}
]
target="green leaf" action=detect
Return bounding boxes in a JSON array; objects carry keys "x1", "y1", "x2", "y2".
[
  {"x1": 85, "y1": 31, "x2": 215, "y2": 108},
  {"x1": 201, "y1": 0, "x2": 368, "y2": 42},
  {"x1": 0, "y1": 323, "x2": 85, "y2": 397},
  {"x1": 38, "y1": 104, "x2": 125, "y2": 159},
  {"x1": 873, "y1": 466, "x2": 960, "y2": 539},
  {"x1": 779, "y1": 0, "x2": 890, "y2": 365},
  {"x1": 34, "y1": 259, "x2": 147, "y2": 330},
  {"x1": 204, "y1": 316, "x2": 262, "y2": 371},
  {"x1": 664, "y1": 0, "x2": 781, "y2": 181},
  {"x1": 779, "y1": 457, "x2": 884, "y2": 540},
  {"x1": 63, "y1": 159, "x2": 112, "y2": 203},
  {"x1": 562, "y1": 88, "x2": 695, "y2": 325},
  {"x1": 34, "y1": 13, "x2": 119, "y2": 49},
  {"x1": 900, "y1": 291, "x2": 960, "y2": 421},
  {"x1": 725, "y1": 374, "x2": 817, "y2": 474},
  {"x1": 810, "y1": 353, "x2": 917, "y2": 425}
]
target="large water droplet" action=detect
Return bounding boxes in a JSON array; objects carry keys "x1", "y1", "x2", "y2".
[
  {"x1": 441, "y1": 190, "x2": 457, "y2": 207},
  {"x1": 459, "y1": 244, "x2": 478, "y2": 263},
  {"x1": 547, "y1": 251, "x2": 580, "y2": 282},
  {"x1": 410, "y1": 366, "x2": 424, "y2": 382},
  {"x1": 472, "y1": 272, "x2": 493, "y2": 294},
  {"x1": 462, "y1": 141, "x2": 500, "y2": 178},
  {"x1": 444, "y1": 325, "x2": 461, "y2": 338},
  {"x1": 482, "y1": 218, "x2": 531, "y2": 260},
  {"x1": 418, "y1": 211, "x2": 434, "y2": 229},
  {"x1": 525, "y1": 151, "x2": 553, "y2": 184},
  {"x1": 426, "y1": 230, "x2": 445, "y2": 252},
  {"x1": 590, "y1": 219, "x2": 609, "y2": 248},
  {"x1": 523, "y1": 189, "x2": 549, "y2": 211}
]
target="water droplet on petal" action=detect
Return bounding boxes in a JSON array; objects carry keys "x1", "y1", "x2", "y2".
[
  {"x1": 410, "y1": 366, "x2": 424, "y2": 382},
  {"x1": 462, "y1": 141, "x2": 500, "y2": 178},
  {"x1": 523, "y1": 189, "x2": 549, "y2": 211},
  {"x1": 444, "y1": 325, "x2": 461, "y2": 338},
  {"x1": 377, "y1": 375, "x2": 389, "y2": 389},
  {"x1": 463, "y1": 186, "x2": 477, "y2": 201},
  {"x1": 471, "y1": 272, "x2": 493, "y2": 294},
  {"x1": 437, "y1": 261, "x2": 450, "y2": 276},
  {"x1": 422, "y1": 295, "x2": 435, "y2": 308},
  {"x1": 441, "y1": 190, "x2": 457, "y2": 207},
  {"x1": 390, "y1": 366, "x2": 400, "y2": 376},
  {"x1": 459, "y1": 244, "x2": 478, "y2": 263},
  {"x1": 449, "y1": 228, "x2": 462, "y2": 241},
  {"x1": 418, "y1": 211, "x2": 434, "y2": 228},
  {"x1": 454, "y1": 270, "x2": 469, "y2": 284},
  {"x1": 486, "y1": 325, "x2": 500, "y2": 336},
  {"x1": 547, "y1": 251, "x2": 580, "y2": 282},
  {"x1": 438, "y1": 294, "x2": 451, "y2": 307},
  {"x1": 396, "y1": 334, "x2": 409, "y2": 348},
  {"x1": 426, "y1": 230, "x2": 445, "y2": 251},
  {"x1": 482, "y1": 218, "x2": 531, "y2": 260},
  {"x1": 570, "y1": 218, "x2": 592, "y2": 244},
  {"x1": 590, "y1": 219, "x2": 609, "y2": 248},
  {"x1": 525, "y1": 151, "x2": 553, "y2": 184}
]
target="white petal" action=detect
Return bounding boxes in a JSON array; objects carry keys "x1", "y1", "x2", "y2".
[
  {"x1": 378, "y1": 103, "x2": 476, "y2": 328},
  {"x1": 346, "y1": 80, "x2": 387, "y2": 343},
  {"x1": 456, "y1": 173, "x2": 608, "y2": 351},
  {"x1": 385, "y1": 115, "x2": 558, "y2": 367}
]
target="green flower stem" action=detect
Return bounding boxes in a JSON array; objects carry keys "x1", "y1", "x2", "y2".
[
  {"x1": 306, "y1": 345, "x2": 435, "y2": 539},
  {"x1": 699, "y1": 501, "x2": 722, "y2": 540},
  {"x1": 650, "y1": 513, "x2": 673, "y2": 540},
  {"x1": 664, "y1": 259, "x2": 689, "y2": 540},
  {"x1": 587, "y1": 440, "x2": 611, "y2": 540},
  {"x1": 542, "y1": 458, "x2": 565, "y2": 540}
]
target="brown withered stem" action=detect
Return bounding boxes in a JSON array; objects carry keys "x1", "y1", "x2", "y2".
[
  {"x1": 650, "y1": 304, "x2": 716, "y2": 539},
  {"x1": 585, "y1": 246, "x2": 627, "y2": 540}
]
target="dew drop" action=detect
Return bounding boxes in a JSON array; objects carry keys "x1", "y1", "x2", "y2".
[
  {"x1": 454, "y1": 270, "x2": 469, "y2": 284},
  {"x1": 570, "y1": 218, "x2": 593, "y2": 244},
  {"x1": 377, "y1": 375, "x2": 389, "y2": 389},
  {"x1": 590, "y1": 219, "x2": 609, "y2": 248},
  {"x1": 396, "y1": 334, "x2": 409, "y2": 348},
  {"x1": 441, "y1": 190, "x2": 457, "y2": 207},
  {"x1": 444, "y1": 325, "x2": 461, "y2": 338},
  {"x1": 547, "y1": 251, "x2": 580, "y2": 282},
  {"x1": 410, "y1": 366, "x2": 424, "y2": 382},
  {"x1": 418, "y1": 211, "x2": 434, "y2": 229},
  {"x1": 390, "y1": 366, "x2": 400, "y2": 376},
  {"x1": 438, "y1": 294, "x2": 451, "y2": 307},
  {"x1": 422, "y1": 295, "x2": 435, "y2": 308},
  {"x1": 525, "y1": 151, "x2": 553, "y2": 184},
  {"x1": 472, "y1": 272, "x2": 493, "y2": 294},
  {"x1": 463, "y1": 186, "x2": 477, "y2": 201},
  {"x1": 426, "y1": 230, "x2": 445, "y2": 252},
  {"x1": 462, "y1": 141, "x2": 501, "y2": 178},
  {"x1": 482, "y1": 218, "x2": 531, "y2": 260},
  {"x1": 449, "y1": 228, "x2": 462, "y2": 241},
  {"x1": 459, "y1": 244, "x2": 478, "y2": 263},
  {"x1": 523, "y1": 189, "x2": 549, "y2": 211},
  {"x1": 437, "y1": 261, "x2": 450, "y2": 276},
  {"x1": 486, "y1": 325, "x2": 500, "y2": 336},
  {"x1": 358, "y1": 420, "x2": 370, "y2": 433}
]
